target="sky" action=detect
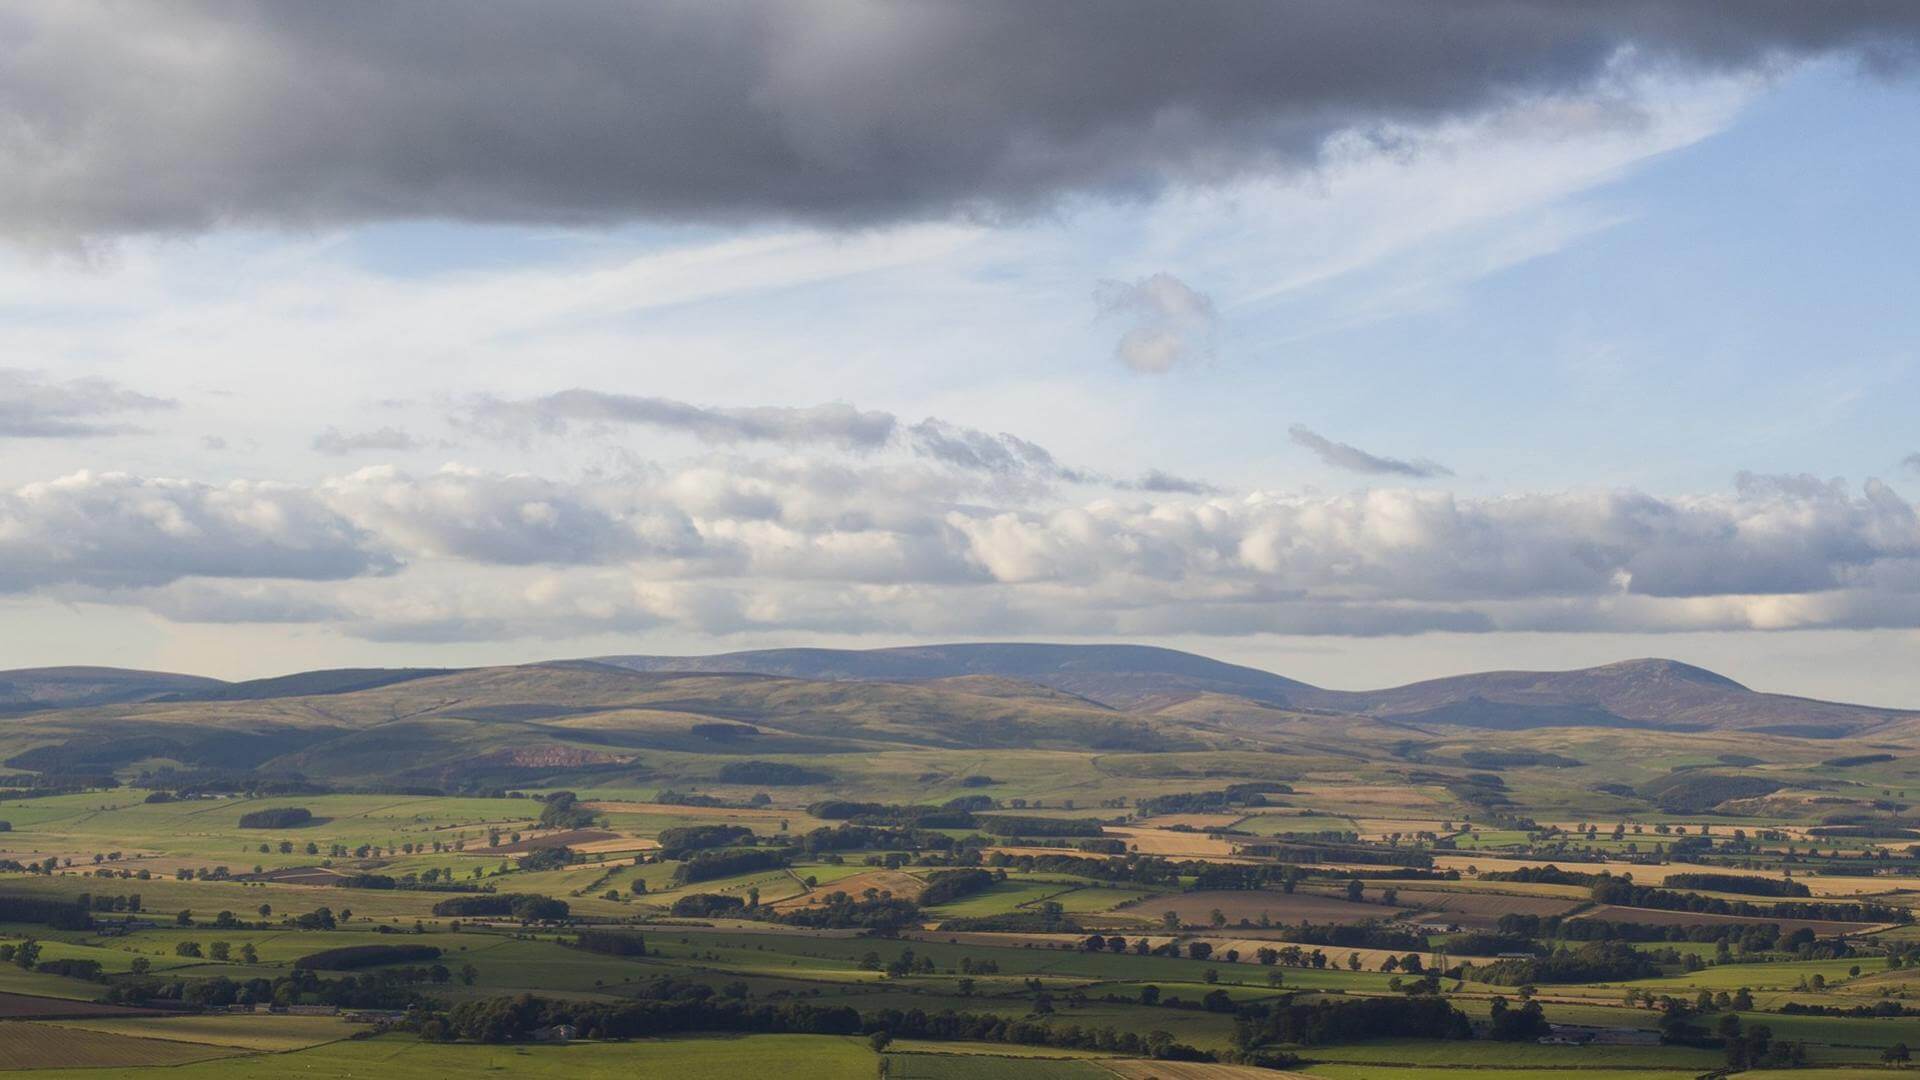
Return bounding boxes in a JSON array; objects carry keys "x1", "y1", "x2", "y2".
[{"x1": 4, "y1": 3, "x2": 1920, "y2": 702}]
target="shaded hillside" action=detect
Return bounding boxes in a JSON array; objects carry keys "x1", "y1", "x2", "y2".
[
  {"x1": 593, "y1": 642, "x2": 1313, "y2": 709},
  {"x1": 0, "y1": 666, "x2": 227, "y2": 714},
  {"x1": 163, "y1": 667, "x2": 455, "y2": 702},
  {"x1": 0, "y1": 662, "x2": 1238, "y2": 786},
  {"x1": 1293, "y1": 659, "x2": 1920, "y2": 735}
]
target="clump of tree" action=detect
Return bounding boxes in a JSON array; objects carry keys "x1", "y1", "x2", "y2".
[
  {"x1": 572, "y1": 930, "x2": 646, "y2": 957},
  {"x1": 236, "y1": 807, "x2": 313, "y2": 829},
  {"x1": 1472, "y1": 941, "x2": 1657, "y2": 985},
  {"x1": 918, "y1": 868, "x2": 998, "y2": 907},
  {"x1": 672, "y1": 848, "x2": 787, "y2": 884},
  {"x1": 1663, "y1": 872, "x2": 1811, "y2": 898},
  {"x1": 668, "y1": 893, "x2": 746, "y2": 918},
  {"x1": 536, "y1": 791, "x2": 596, "y2": 830},
  {"x1": 715, "y1": 761, "x2": 830, "y2": 786},
  {"x1": 430, "y1": 894, "x2": 569, "y2": 921},
  {"x1": 655, "y1": 824, "x2": 754, "y2": 858},
  {"x1": 972, "y1": 815, "x2": 1106, "y2": 838},
  {"x1": 293, "y1": 944, "x2": 442, "y2": 971}
]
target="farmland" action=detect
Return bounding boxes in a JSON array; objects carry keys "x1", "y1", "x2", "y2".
[{"x1": 0, "y1": 650, "x2": 1915, "y2": 1077}]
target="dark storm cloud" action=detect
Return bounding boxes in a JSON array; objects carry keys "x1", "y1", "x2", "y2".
[
  {"x1": 4, "y1": 2, "x2": 1917, "y2": 238},
  {"x1": 1288, "y1": 425, "x2": 1453, "y2": 479}
]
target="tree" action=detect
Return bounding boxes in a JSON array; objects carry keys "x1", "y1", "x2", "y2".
[
  {"x1": 1139, "y1": 984, "x2": 1160, "y2": 1005},
  {"x1": 130, "y1": 956, "x2": 150, "y2": 975},
  {"x1": 1346, "y1": 879, "x2": 1365, "y2": 902},
  {"x1": 240, "y1": 943, "x2": 258, "y2": 964},
  {"x1": 1883, "y1": 1043, "x2": 1911, "y2": 1065},
  {"x1": 1161, "y1": 910, "x2": 1181, "y2": 931},
  {"x1": 11, "y1": 940, "x2": 38, "y2": 969},
  {"x1": 175, "y1": 941, "x2": 202, "y2": 957},
  {"x1": 868, "y1": 1031, "x2": 893, "y2": 1052},
  {"x1": 257, "y1": 903, "x2": 271, "y2": 918},
  {"x1": 208, "y1": 941, "x2": 231, "y2": 961}
]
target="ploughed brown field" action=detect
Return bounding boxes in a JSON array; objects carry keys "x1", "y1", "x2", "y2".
[
  {"x1": 1121, "y1": 888, "x2": 1404, "y2": 926},
  {"x1": 1390, "y1": 888, "x2": 1585, "y2": 929},
  {"x1": 0, "y1": 993, "x2": 161, "y2": 1019}
]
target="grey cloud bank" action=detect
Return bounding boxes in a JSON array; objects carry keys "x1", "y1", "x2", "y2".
[
  {"x1": 10, "y1": 457, "x2": 1920, "y2": 642},
  {"x1": 4, "y1": 2, "x2": 1918, "y2": 239}
]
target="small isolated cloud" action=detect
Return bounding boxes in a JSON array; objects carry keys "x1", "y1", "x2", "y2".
[
  {"x1": 1095, "y1": 273, "x2": 1216, "y2": 373},
  {"x1": 1123, "y1": 469, "x2": 1222, "y2": 495},
  {"x1": 200, "y1": 435, "x2": 229, "y2": 451},
  {"x1": 465, "y1": 390, "x2": 896, "y2": 449},
  {"x1": 313, "y1": 426, "x2": 424, "y2": 456},
  {"x1": 1903, "y1": 452, "x2": 1920, "y2": 475},
  {"x1": 1288, "y1": 424, "x2": 1453, "y2": 478},
  {"x1": 0, "y1": 368, "x2": 173, "y2": 438}
]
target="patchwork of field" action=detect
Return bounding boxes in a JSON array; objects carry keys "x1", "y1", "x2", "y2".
[{"x1": 0, "y1": 1033, "x2": 879, "y2": 1079}]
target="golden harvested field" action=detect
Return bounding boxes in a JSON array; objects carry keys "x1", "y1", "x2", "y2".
[
  {"x1": 1288, "y1": 783, "x2": 1448, "y2": 811},
  {"x1": 0, "y1": 1022, "x2": 240, "y2": 1068},
  {"x1": 1352, "y1": 817, "x2": 1456, "y2": 840},
  {"x1": 1431, "y1": 854, "x2": 1920, "y2": 900},
  {"x1": 488, "y1": 828, "x2": 618, "y2": 853},
  {"x1": 771, "y1": 869, "x2": 926, "y2": 909},
  {"x1": 1122, "y1": 889, "x2": 1401, "y2": 926},
  {"x1": 1135, "y1": 813, "x2": 1249, "y2": 830},
  {"x1": 586, "y1": 801, "x2": 807, "y2": 822},
  {"x1": 569, "y1": 836, "x2": 660, "y2": 854},
  {"x1": 1107, "y1": 827, "x2": 1236, "y2": 858}
]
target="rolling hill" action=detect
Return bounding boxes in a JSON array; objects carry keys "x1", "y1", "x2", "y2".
[
  {"x1": 0, "y1": 646, "x2": 1915, "y2": 792},
  {"x1": 593, "y1": 645, "x2": 1920, "y2": 736}
]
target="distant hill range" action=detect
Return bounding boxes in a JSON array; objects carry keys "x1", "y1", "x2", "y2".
[
  {"x1": 593, "y1": 644, "x2": 1918, "y2": 736},
  {"x1": 0, "y1": 645, "x2": 1913, "y2": 763}
]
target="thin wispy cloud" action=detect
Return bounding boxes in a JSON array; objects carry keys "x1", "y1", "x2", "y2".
[
  {"x1": 313, "y1": 426, "x2": 424, "y2": 456},
  {"x1": 0, "y1": 368, "x2": 173, "y2": 438},
  {"x1": 1288, "y1": 424, "x2": 1453, "y2": 479}
]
